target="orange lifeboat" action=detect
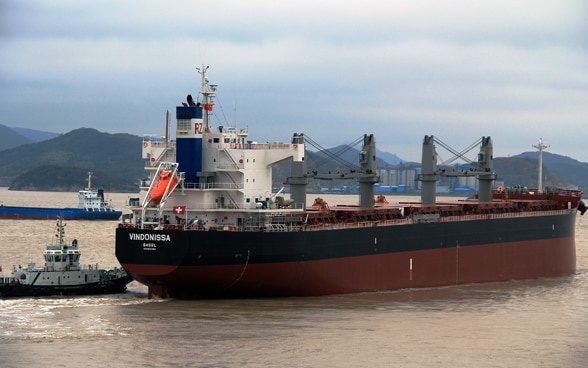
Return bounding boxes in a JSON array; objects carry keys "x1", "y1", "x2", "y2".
[{"x1": 150, "y1": 171, "x2": 178, "y2": 205}]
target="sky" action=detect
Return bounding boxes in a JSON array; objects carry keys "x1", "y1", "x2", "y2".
[{"x1": 1, "y1": 0, "x2": 587, "y2": 163}]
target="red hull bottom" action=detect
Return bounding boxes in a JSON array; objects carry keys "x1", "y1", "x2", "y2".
[{"x1": 123, "y1": 237, "x2": 576, "y2": 299}]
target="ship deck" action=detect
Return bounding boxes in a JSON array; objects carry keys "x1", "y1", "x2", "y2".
[{"x1": 120, "y1": 189, "x2": 582, "y2": 233}]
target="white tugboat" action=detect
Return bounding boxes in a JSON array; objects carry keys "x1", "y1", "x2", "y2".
[{"x1": 0, "y1": 217, "x2": 132, "y2": 298}]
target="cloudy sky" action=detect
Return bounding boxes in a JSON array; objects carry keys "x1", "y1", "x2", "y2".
[{"x1": 1, "y1": 0, "x2": 587, "y2": 163}]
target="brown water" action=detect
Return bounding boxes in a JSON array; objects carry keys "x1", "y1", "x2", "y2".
[{"x1": 1, "y1": 188, "x2": 587, "y2": 367}]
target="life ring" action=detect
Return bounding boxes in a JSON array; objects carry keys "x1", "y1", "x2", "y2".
[
  {"x1": 293, "y1": 144, "x2": 298, "y2": 148},
  {"x1": 143, "y1": 142, "x2": 148, "y2": 147}
]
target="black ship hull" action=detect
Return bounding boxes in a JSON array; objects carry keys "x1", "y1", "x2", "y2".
[{"x1": 116, "y1": 211, "x2": 577, "y2": 298}]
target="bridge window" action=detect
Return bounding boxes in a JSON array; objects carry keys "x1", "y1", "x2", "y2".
[{"x1": 177, "y1": 119, "x2": 191, "y2": 131}]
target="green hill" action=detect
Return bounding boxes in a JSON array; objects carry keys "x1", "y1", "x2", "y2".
[
  {"x1": 9, "y1": 165, "x2": 137, "y2": 192},
  {"x1": 494, "y1": 156, "x2": 571, "y2": 189},
  {"x1": 0, "y1": 124, "x2": 34, "y2": 150},
  {"x1": 0, "y1": 128, "x2": 144, "y2": 191},
  {"x1": 514, "y1": 151, "x2": 588, "y2": 191}
]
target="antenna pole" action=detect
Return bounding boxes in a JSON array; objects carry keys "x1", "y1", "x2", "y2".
[
  {"x1": 165, "y1": 110, "x2": 170, "y2": 143},
  {"x1": 532, "y1": 138, "x2": 549, "y2": 194},
  {"x1": 196, "y1": 65, "x2": 215, "y2": 133}
]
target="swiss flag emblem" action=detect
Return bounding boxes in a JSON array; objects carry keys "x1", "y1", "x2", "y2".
[{"x1": 173, "y1": 206, "x2": 186, "y2": 215}]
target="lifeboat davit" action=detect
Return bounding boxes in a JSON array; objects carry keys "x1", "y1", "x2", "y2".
[{"x1": 150, "y1": 171, "x2": 178, "y2": 205}]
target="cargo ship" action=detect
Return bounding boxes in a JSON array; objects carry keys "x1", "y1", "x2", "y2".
[
  {"x1": 115, "y1": 66, "x2": 585, "y2": 299},
  {"x1": 0, "y1": 172, "x2": 122, "y2": 220}
]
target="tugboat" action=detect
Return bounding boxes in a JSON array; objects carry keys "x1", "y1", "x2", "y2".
[
  {"x1": 0, "y1": 172, "x2": 123, "y2": 220},
  {"x1": 0, "y1": 217, "x2": 132, "y2": 298}
]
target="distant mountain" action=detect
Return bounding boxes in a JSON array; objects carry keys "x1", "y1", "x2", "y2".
[
  {"x1": 376, "y1": 149, "x2": 406, "y2": 165},
  {"x1": 309, "y1": 145, "x2": 408, "y2": 168},
  {"x1": 0, "y1": 124, "x2": 34, "y2": 151},
  {"x1": 9, "y1": 126, "x2": 60, "y2": 142},
  {"x1": 514, "y1": 151, "x2": 588, "y2": 191},
  {"x1": 10, "y1": 165, "x2": 137, "y2": 192},
  {"x1": 310, "y1": 144, "x2": 390, "y2": 170},
  {"x1": 494, "y1": 156, "x2": 571, "y2": 189},
  {"x1": 0, "y1": 128, "x2": 144, "y2": 192},
  {"x1": 0, "y1": 126, "x2": 586, "y2": 193}
]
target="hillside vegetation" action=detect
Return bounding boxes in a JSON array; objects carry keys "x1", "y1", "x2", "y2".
[
  {"x1": 0, "y1": 124, "x2": 34, "y2": 150},
  {"x1": 494, "y1": 156, "x2": 570, "y2": 189},
  {"x1": 0, "y1": 128, "x2": 145, "y2": 191}
]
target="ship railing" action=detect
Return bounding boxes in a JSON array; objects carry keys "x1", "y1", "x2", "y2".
[
  {"x1": 129, "y1": 199, "x2": 305, "y2": 213},
  {"x1": 437, "y1": 209, "x2": 573, "y2": 223},
  {"x1": 182, "y1": 182, "x2": 244, "y2": 190},
  {"x1": 285, "y1": 208, "x2": 574, "y2": 231},
  {"x1": 248, "y1": 143, "x2": 291, "y2": 150},
  {"x1": 73, "y1": 263, "x2": 100, "y2": 271},
  {"x1": 142, "y1": 139, "x2": 176, "y2": 166},
  {"x1": 133, "y1": 198, "x2": 278, "y2": 213},
  {"x1": 263, "y1": 224, "x2": 288, "y2": 232},
  {"x1": 119, "y1": 208, "x2": 574, "y2": 231},
  {"x1": 144, "y1": 140, "x2": 174, "y2": 148},
  {"x1": 301, "y1": 219, "x2": 411, "y2": 231},
  {"x1": 1, "y1": 277, "x2": 13, "y2": 285}
]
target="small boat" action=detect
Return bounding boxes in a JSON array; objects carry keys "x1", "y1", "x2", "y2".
[
  {"x1": 0, "y1": 217, "x2": 132, "y2": 298},
  {"x1": 0, "y1": 172, "x2": 123, "y2": 220},
  {"x1": 149, "y1": 171, "x2": 178, "y2": 205}
]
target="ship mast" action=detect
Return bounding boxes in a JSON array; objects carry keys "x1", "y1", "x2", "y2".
[
  {"x1": 55, "y1": 216, "x2": 66, "y2": 246},
  {"x1": 196, "y1": 65, "x2": 216, "y2": 133},
  {"x1": 532, "y1": 138, "x2": 549, "y2": 194},
  {"x1": 87, "y1": 171, "x2": 93, "y2": 191}
]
